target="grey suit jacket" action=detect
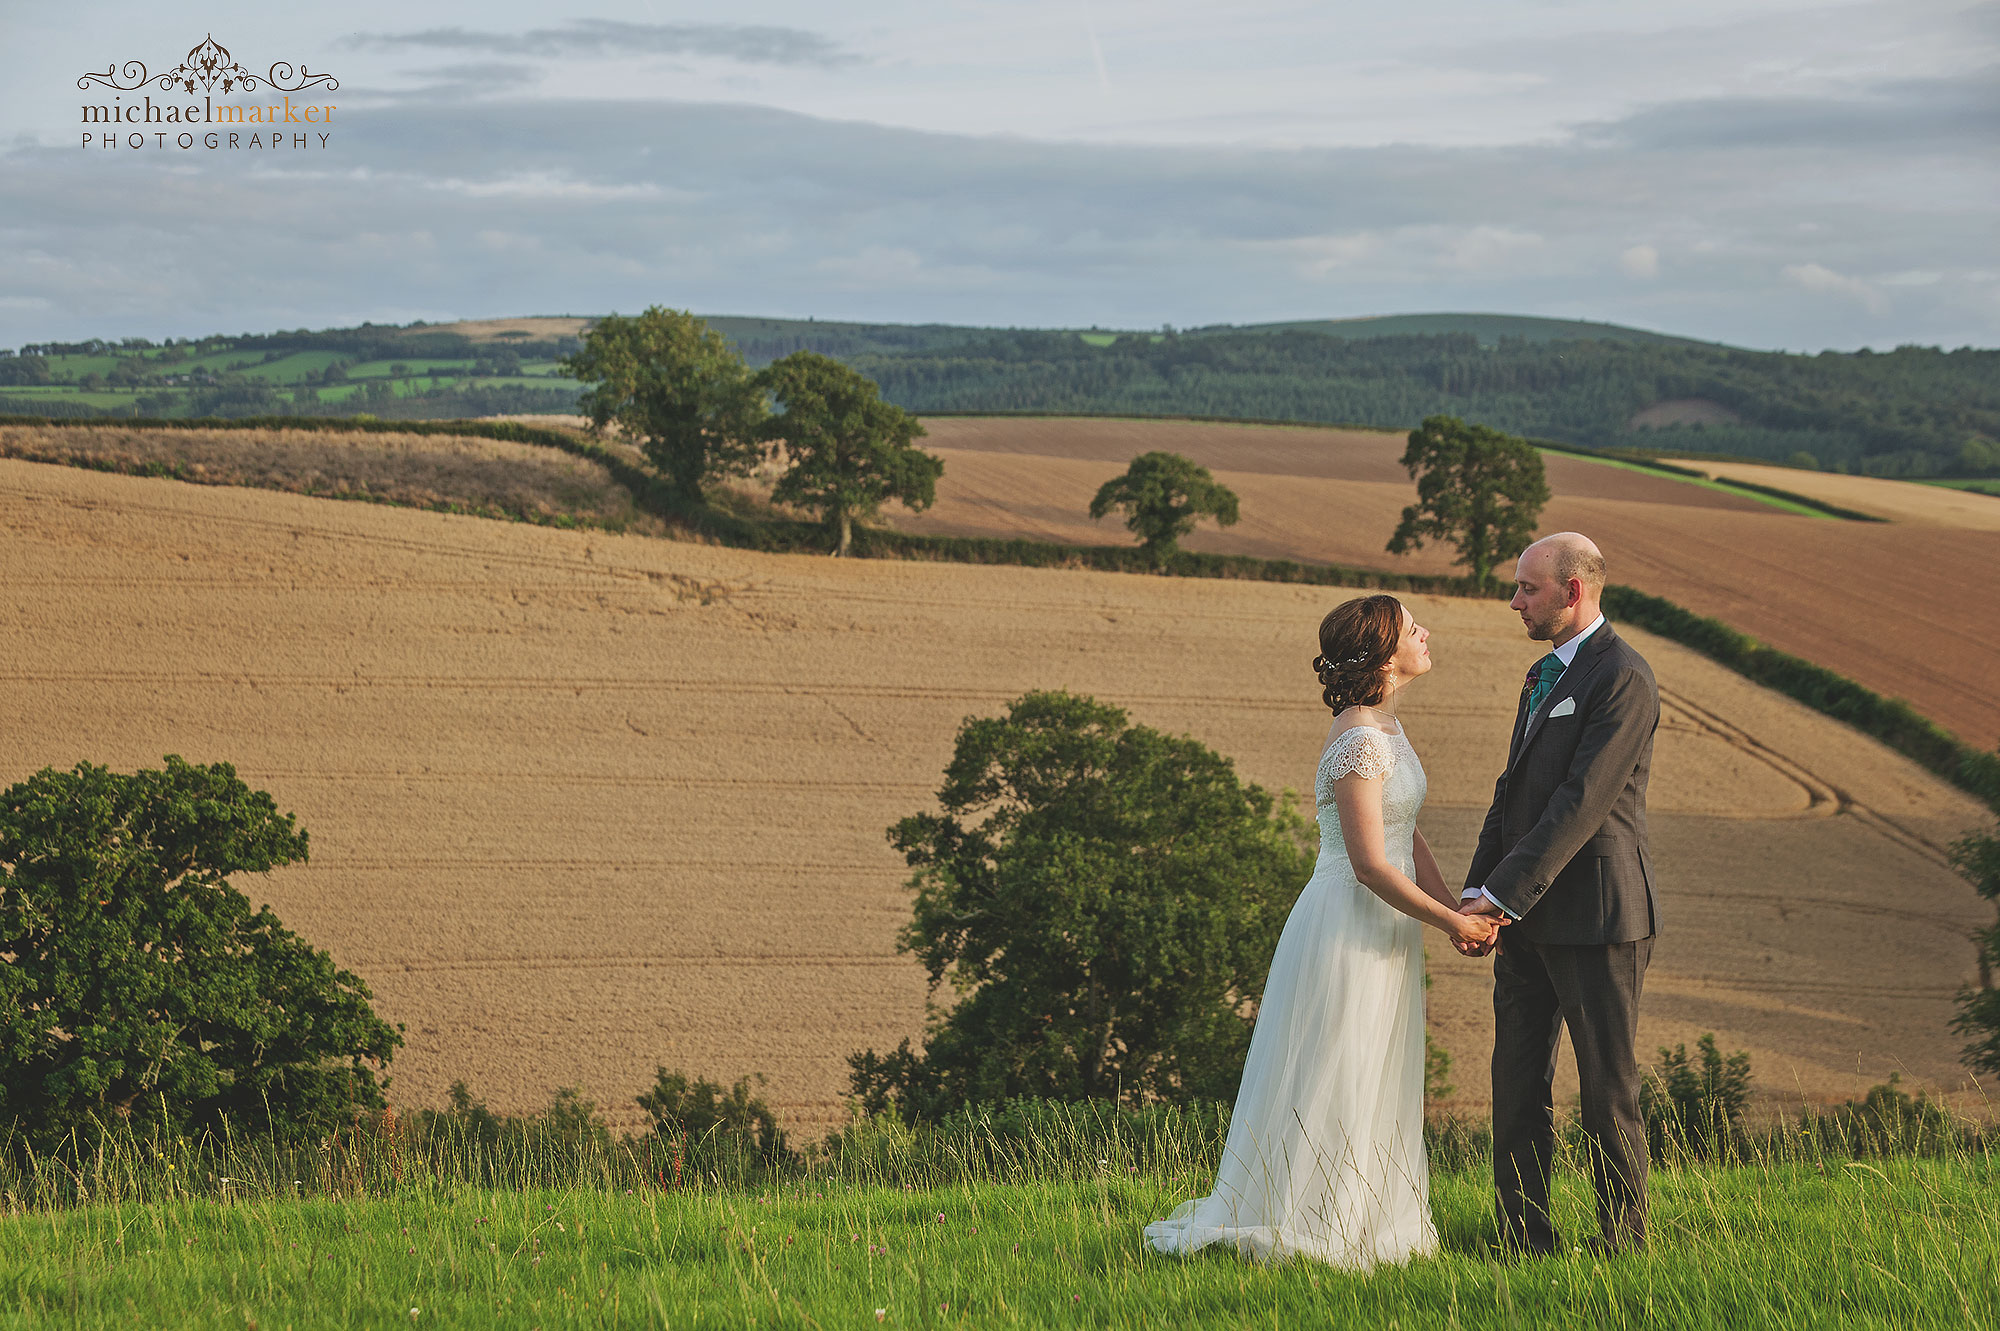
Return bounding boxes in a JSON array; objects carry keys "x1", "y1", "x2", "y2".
[{"x1": 1465, "y1": 620, "x2": 1660, "y2": 945}]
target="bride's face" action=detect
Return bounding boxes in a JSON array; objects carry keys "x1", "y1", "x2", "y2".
[{"x1": 1387, "y1": 607, "x2": 1432, "y2": 686}]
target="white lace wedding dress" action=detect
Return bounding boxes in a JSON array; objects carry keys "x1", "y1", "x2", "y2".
[{"x1": 1144, "y1": 722, "x2": 1438, "y2": 1267}]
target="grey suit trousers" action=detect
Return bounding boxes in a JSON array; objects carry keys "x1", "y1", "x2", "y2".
[{"x1": 1492, "y1": 932, "x2": 1652, "y2": 1251}]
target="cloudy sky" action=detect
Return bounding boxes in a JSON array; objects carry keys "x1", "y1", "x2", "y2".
[{"x1": 2, "y1": 1, "x2": 1995, "y2": 350}]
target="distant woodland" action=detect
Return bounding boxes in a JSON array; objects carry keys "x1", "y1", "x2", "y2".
[{"x1": 3, "y1": 315, "x2": 1995, "y2": 477}]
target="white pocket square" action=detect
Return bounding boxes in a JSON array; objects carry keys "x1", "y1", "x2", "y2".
[{"x1": 1547, "y1": 697, "x2": 1577, "y2": 718}]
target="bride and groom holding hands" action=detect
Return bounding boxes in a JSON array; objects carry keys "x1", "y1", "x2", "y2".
[{"x1": 1146, "y1": 530, "x2": 1660, "y2": 1267}]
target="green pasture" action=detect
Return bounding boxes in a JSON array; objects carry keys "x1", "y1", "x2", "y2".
[
  {"x1": 0, "y1": 386, "x2": 150, "y2": 409},
  {"x1": 298, "y1": 376, "x2": 562, "y2": 403},
  {"x1": 32, "y1": 353, "x2": 125, "y2": 379},
  {"x1": 346, "y1": 359, "x2": 480, "y2": 379},
  {"x1": 224, "y1": 350, "x2": 349, "y2": 382},
  {"x1": 1537, "y1": 448, "x2": 1832, "y2": 518},
  {"x1": 1078, "y1": 332, "x2": 1166, "y2": 347},
  {"x1": 1919, "y1": 476, "x2": 2000, "y2": 497},
  {"x1": 2, "y1": 1158, "x2": 1993, "y2": 1329}
]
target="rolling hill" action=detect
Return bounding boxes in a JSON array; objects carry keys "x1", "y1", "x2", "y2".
[{"x1": 2, "y1": 452, "x2": 1989, "y2": 1137}]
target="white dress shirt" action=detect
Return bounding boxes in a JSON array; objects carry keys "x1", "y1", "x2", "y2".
[{"x1": 1463, "y1": 613, "x2": 1607, "y2": 918}]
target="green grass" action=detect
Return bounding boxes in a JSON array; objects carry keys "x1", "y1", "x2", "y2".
[
  {"x1": 1077, "y1": 332, "x2": 1165, "y2": 347},
  {"x1": 1536, "y1": 448, "x2": 1833, "y2": 518},
  {"x1": 0, "y1": 386, "x2": 144, "y2": 409},
  {"x1": 223, "y1": 351, "x2": 349, "y2": 382},
  {"x1": 1919, "y1": 477, "x2": 2000, "y2": 497},
  {"x1": 3, "y1": 1159, "x2": 1995, "y2": 1328},
  {"x1": 347, "y1": 359, "x2": 480, "y2": 379}
]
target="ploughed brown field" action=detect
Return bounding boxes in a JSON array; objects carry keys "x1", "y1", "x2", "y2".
[
  {"x1": 3, "y1": 457, "x2": 1990, "y2": 1137},
  {"x1": 896, "y1": 417, "x2": 2000, "y2": 751}
]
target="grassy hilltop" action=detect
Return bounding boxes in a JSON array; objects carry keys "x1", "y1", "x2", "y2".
[{"x1": 4, "y1": 1102, "x2": 1996, "y2": 1329}]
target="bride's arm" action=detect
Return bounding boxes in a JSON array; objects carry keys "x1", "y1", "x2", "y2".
[
  {"x1": 1335, "y1": 772, "x2": 1498, "y2": 947},
  {"x1": 1411, "y1": 828, "x2": 1455, "y2": 910}
]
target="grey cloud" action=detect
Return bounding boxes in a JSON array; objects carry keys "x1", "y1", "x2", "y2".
[
  {"x1": 345, "y1": 20, "x2": 860, "y2": 68},
  {"x1": 3, "y1": 80, "x2": 1994, "y2": 352},
  {"x1": 1581, "y1": 66, "x2": 2000, "y2": 151},
  {"x1": 389, "y1": 62, "x2": 543, "y2": 99}
]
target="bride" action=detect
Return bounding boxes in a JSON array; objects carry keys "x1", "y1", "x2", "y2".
[{"x1": 1145, "y1": 593, "x2": 1501, "y2": 1267}]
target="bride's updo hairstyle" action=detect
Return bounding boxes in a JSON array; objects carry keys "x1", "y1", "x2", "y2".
[{"x1": 1313, "y1": 594, "x2": 1404, "y2": 714}]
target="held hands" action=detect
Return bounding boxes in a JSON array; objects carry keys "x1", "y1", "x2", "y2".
[{"x1": 1450, "y1": 895, "x2": 1506, "y2": 956}]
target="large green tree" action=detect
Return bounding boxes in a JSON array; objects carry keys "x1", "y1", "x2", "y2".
[
  {"x1": 1088, "y1": 451, "x2": 1240, "y2": 559},
  {"x1": 756, "y1": 351, "x2": 943, "y2": 556},
  {"x1": 1386, "y1": 414, "x2": 1551, "y2": 585},
  {"x1": 560, "y1": 307, "x2": 766, "y2": 503},
  {"x1": 1950, "y1": 810, "x2": 2000, "y2": 1076},
  {"x1": 849, "y1": 691, "x2": 1316, "y2": 1120},
  {"x1": 0, "y1": 756, "x2": 402, "y2": 1148}
]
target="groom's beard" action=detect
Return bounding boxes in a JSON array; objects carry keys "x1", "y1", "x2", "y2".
[{"x1": 1522, "y1": 607, "x2": 1566, "y2": 640}]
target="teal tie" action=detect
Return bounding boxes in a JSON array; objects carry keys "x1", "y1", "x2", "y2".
[{"x1": 1527, "y1": 653, "x2": 1565, "y2": 716}]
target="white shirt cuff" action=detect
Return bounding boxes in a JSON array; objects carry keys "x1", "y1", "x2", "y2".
[{"x1": 1459, "y1": 886, "x2": 1519, "y2": 919}]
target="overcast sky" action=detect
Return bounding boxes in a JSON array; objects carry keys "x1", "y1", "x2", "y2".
[{"x1": 2, "y1": 1, "x2": 1995, "y2": 350}]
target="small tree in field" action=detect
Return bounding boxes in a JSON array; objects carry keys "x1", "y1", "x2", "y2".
[
  {"x1": 849, "y1": 691, "x2": 1316, "y2": 1121},
  {"x1": 0, "y1": 756, "x2": 402, "y2": 1149},
  {"x1": 1950, "y1": 811, "x2": 2000, "y2": 1075},
  {"x1": 1641, "y1": 1032, "x2": 1752, "y2": 1159},
  {"x1": 636, "y1": 1067, "x2": 789, "y2": 1163},
  {"x1": 1387, "y1": 415, "x2": 1550, "y2": 585},
  {"x1": 755, "y1": 351, "x2": 943, "y2": 556},
  {"x1": 1089, "y1": 451, "x2": 1240, "y2": 560},
  {"x1": 560, "y1": 307, "x2": 766, "y2": 504}
]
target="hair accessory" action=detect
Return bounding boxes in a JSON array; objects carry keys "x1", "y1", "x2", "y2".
[{"x1": 1316, "y1": 653, "x2": 1374, "y2": 673}]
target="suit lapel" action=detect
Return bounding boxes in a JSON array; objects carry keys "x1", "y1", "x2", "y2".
[
  {"x1": 1509, "y1": 622, "x2": 1618, "y2": 774},
  {"x1": 1505, "y1": 677, "x2": 1533, "y2": 766}
]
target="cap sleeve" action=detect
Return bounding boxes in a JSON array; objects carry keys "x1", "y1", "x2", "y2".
[{"x1": 1320, "y1": 726, "x2": 1397, "y2": 783}]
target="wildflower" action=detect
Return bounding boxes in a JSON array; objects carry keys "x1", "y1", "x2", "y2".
[
  {"x1": 409, "y1": 1311, "x2": 420, "y2": 1321},
  {"x1": 935, "y1": 1212, "x2": 945, "y2": 1224},
  {"x1": 875, "y1": 1311, "x2": 886, "y2": 1323},
  {"x1": 850, "y1": 1233, "x2": 860, "y2": 1243},
  {"x1": 407, "y1": 1246, "x2": 416, "y2": 1255}
]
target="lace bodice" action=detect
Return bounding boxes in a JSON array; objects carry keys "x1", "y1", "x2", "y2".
[{"x1": 1314, "y1": 725, "x2": 1427, "y2": 869}]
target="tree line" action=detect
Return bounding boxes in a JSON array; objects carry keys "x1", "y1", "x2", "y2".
[
  {"x1": 10, "y1": 318, "x2": 1994, "y2": 477},
  {"x1": 838, "y1": 329, "x2": 2000, "y2": 477}
]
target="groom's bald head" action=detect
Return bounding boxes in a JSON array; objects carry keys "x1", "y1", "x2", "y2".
[
  {"x1": 1533, "y1": 532, "x2": 1606, "y2": 592},
  {"x1": 1511, "y1": 533, "x2": 1606, "y2": 643}
]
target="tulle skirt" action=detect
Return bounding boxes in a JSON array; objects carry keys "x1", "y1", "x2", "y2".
[{"x1": 1144, "y1": 846, "x2": 1436, "y2": 1268}]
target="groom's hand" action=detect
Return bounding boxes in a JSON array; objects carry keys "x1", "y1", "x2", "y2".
[{"x1": 1454, "y1": 896, "x2": 1505, "y2": 956}]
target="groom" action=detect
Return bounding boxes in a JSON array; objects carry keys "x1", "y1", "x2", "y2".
[{"x1": 1458, "y1": 531, "x2": 1660, "y2": 1256}]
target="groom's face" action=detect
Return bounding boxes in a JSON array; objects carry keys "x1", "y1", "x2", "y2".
[{"x1": 1509, "y1": 550, "x2": 1574, "y2": 641}]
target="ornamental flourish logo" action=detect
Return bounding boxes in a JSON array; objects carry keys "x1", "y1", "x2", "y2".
[{"x1": 78, "y1": 34, "x2": 341, "y2": 152}]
